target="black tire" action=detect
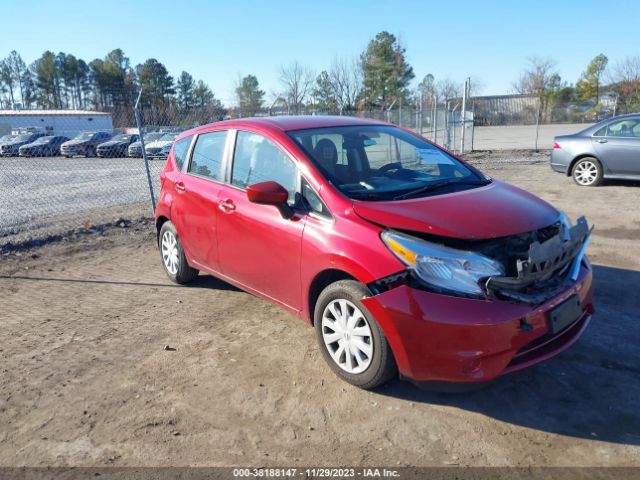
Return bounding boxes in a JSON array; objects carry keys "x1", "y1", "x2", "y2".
[
  {"x1": 314, "y1": 280, "x2": 397, "y2": 389},
  {"x1": 158, "y1": 221, "x2": 198, "y2": 284},
  {"x1": 572, "y1": 157, "x2": 603, "y2": 186}
]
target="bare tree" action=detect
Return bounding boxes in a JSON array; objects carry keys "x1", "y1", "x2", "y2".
[
  {"x1": 513, "y1": 56, "x2": 562, "y2": 121},
  {"x1": 328, "y1": 56, "x2": 362, "y2": 113},
  {"x1": 279, "y1": 61, "x2": 315, "y2": 114},
  {"x1": 512, "y1": 56, "x2": 558, "y2": 95},
  {"x1": 609, "y1": 55, "x2": 640, "y2": 113},
  {"x1": 610, "y1": 55, "x2": 640, "y2": 83},
  {"x1": 436, "y1": 78, "x2": 462, "y2": 100}
]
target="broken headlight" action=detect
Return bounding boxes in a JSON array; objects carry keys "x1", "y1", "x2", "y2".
[{"x1": 381, "y1": 231, "x2": 504, "y2": 296}]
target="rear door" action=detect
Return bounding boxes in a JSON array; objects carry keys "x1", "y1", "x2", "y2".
[
  {"x1": 171, "y1": 130, "x2": 230, "y2": 272},
  {"x1": 215, "y1": 129, "x2": 305, "y2": 311},
  {"x1": 593, "y1": 117, "x2": 640, "y2": 174}
]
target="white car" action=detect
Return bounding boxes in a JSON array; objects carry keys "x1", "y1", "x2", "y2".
[{"x1": 144, "y1": 133, "x2": 179, "y2": 159}]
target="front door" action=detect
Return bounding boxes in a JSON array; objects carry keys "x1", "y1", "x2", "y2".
[
  {"x1": 216, "y1": 130, "x2": 305, "y2": 311},
  {"x1": 593, "y1": 117, "x2": 640, "y2": 175}
]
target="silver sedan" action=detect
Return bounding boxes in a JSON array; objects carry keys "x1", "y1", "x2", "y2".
[{"x1": 550, "y1": 113, "x2": 640, "y2": 186}]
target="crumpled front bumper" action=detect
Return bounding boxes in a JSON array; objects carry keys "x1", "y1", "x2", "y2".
[{"x1": 361, "y1": 260, "x2": 593, "y2": 384}]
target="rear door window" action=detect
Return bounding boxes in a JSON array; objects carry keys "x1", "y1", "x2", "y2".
[{"x1": 188, "y1": 131, "x2": 227, "y2": 181}]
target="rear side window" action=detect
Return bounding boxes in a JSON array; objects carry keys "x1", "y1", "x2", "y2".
[
  {"x1": 173, "y1": 136, "x2": 192, "y2": 170},
  {"x1": 231, "y1": 131, "x2": 298, "y2": 203},
  {"x1": 188, "y1": 131, "x2": 227, "y2": 181}
]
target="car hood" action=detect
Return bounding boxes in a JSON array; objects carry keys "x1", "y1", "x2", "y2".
[{"x1": 351, "y1": 180, "x2": 559, "y2": 240}]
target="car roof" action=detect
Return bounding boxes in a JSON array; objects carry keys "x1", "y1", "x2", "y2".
[{"x1": 180, "y1": 115, "x2": 390, "y2": 140}]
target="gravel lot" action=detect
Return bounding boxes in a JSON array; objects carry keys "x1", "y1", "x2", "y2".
[{"x1": 0, "y1": 151, "x2": 639, "y2": 468}]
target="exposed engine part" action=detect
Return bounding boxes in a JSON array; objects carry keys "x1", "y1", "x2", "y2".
[{"x1": 485, "y1": 216, "x2": 592, "y2": 304}]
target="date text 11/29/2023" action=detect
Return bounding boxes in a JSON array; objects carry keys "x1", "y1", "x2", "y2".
[{"x1": 232, "y1": 467, "x2": 400, "y2": 477}]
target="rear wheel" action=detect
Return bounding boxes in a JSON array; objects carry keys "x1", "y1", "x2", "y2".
[
  {"x1": 314, "y1": 280, "x2": 397, "y2": 389},
  {"x1": 159, "y1": 221, "x2": 198, "y2": 284},
  {"x1": 572, "y1": 157, "x2": 603, "y2": 186}
]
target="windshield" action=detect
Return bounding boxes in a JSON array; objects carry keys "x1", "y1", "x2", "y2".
[
  {"x1": 159, "y1": 133, "x2": 178, "y2": 142},
  {"x1": 13, "y1": 134, "x2": 35, "y2": 142},
  {"x1": 0, "y1": 134, "x2": 16, "y2": 142},
  {"x1": 288, "y1": 125, "x2": 486, "y2": 201},
  {"x1": 112, "y1": 134, "x2": 133, "y2": 142},
  {"x1": 142, "y1": 132, "x2": 162, "y2": 142},
  {"x1": 33, "y1": 136, "x2": 54, "y2": 144},
  {"x1": 74, "y1": 132, "x2": 95, "y2": 140}
]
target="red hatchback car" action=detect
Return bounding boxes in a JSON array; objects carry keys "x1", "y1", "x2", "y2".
[{"x1": 154, "y1": 116, "x2": 594, "y2": 389}]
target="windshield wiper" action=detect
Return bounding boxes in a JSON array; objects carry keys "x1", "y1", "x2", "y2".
[
  {"x1": 393, "y1": 179, "x2": 490, "y2": 200},
  {"x1": 348, "y1": 191, "x2": 387, "y2": 200}
]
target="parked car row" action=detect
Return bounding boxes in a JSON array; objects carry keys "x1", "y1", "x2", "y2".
[{"x1": 0, "y1": 129, "x2": 182, "y2": 159}]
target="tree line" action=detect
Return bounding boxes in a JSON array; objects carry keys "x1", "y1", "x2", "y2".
[{"x1": 1, "y1": 33, "x2": 639, "y2": 127}]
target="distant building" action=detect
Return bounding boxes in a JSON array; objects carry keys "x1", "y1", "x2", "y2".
[{"x1": 0, "y1": 110, "x2": 113, "y2": 137}]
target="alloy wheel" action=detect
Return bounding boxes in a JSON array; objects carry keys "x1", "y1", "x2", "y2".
[
  {"x1": 321, "y1": 299, "x2": 373, "y2": 374},
  {"x1": 161, "y1": 230, "x2": 179, "y2": 275},
  {"x1": 574, "y1": 161, "x2": 598, "y2": 186}
]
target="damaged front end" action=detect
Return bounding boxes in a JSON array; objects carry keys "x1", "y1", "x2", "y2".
[
  {"x1": 376, "y1": 214, "x2": 593, "y2": 307},
  {"x1": 484, "y1": 216, "x2": 592, "y2": 304}
]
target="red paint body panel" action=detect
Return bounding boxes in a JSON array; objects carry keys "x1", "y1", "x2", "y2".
[
  {"x1": 353, "y1": 180, "x2": 559, "y2": 239},
  {"x1": 361, "y1": 264, "x2": 593, "y2": 382},
  {"x1": 155, "y1": 115, "x2": 595, "y2": 384}
]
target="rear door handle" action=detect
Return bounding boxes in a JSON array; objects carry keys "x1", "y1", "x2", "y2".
[
  {"x1": 218, "y1": 198, "x2": 236, "y2": 213},
  {"x1": 596, "y1": 139, "x2": 608, "y2": 144},
  {"x1": 175, "y1": 181, "x2": 186, "y2": 192}
]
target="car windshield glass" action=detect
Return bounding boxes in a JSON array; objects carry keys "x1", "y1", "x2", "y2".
[
  {"x1": 287, "y1": 125, "x2": 487, "y2": 201},
  {"x1": 159, "y1": 133, "x2": 178, "y2": 142},
  {"x1": 33, "y1": 136, "x2": 53, "y2": 144},
  {"x1": 112, "y1": 134, "x2": 132, "y2": 141},
  {"x1": 139, "y1": 132, "x2": 161, "y2": 142},
  {"x1": 74, "y1": 132, "x2": 94, "y2": 140},
  {"x1": 13, "y1": 134, "x2": 33, "y2": 142},
  {"x1": 0, "y1": 135, "x2": 16, "y2": 142}
]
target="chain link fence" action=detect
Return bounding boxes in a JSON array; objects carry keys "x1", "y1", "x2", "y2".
[{"x1": 0, "y1": 87, "x2": 622, "y2": 249}]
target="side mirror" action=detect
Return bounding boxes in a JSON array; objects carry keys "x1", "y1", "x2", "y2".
[{"x1": 247, "y1": 181, "x2": 294, "y2": 219}]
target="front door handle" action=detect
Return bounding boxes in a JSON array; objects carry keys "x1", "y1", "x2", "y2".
[
  {"x1": 218, "y1": 198, "x2": 236, "y2": 213},
  {"x1": 175, "y1": 181, "x2": 186, "y2": 192},
  {"x1": 596, "y1": 139, "x2": 608, "y2": 144}
]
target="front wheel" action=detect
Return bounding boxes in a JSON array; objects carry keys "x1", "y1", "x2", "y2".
[
  {"x1": 158, "y1": 221, "x2": 198, "y2": 284},
  {"x1": 572, "y1": 157, "x2": 603, "y2": 186},
  {"x1": 314, "y1": 280, "x2": 397, "y2": 389}
]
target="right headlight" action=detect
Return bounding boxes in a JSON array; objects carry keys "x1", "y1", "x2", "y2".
[{"x1": 381, "y1": 230, "x2": 504, "y2": 296}]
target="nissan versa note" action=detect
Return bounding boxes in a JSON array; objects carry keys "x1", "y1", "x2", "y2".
[{"x1": 155, "y1": 116, "x2": 594, "y2": 389}]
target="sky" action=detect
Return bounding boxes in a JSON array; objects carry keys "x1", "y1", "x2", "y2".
[{"x1": 3, "y1": 0, "x2": 639, "y2": 105}]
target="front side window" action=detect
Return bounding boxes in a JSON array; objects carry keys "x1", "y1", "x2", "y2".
[
  {"x1": 602, "y1": 118, "x2": 640, "y2": 137},
  {"x1": 173, "y1": 135, "x2": 192, "y2": 171},
  {"x1": 188, "y1": 131, "x2": 227, "y2": 180},
  {"x1": 287, "y1": 125, "x2": 487, "y2": 201},
  {"x1": 231, "y1": 131, "x2": 298, "y2": 203}
]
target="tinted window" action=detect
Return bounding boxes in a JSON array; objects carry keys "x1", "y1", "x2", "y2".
[
  {"x1": 231, "y1": 131, "x2": 297, "y2": 202},
  {"x1": 173, "y1": 136, "x2": 192, "y2": 170},
  {"x1": 188, "y1": 131, "x2": 227, "y2": 180}
]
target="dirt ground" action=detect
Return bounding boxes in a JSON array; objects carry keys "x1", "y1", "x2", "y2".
[{"x1": 1, "y1": 152, "x2": 639, "y2": 468}]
